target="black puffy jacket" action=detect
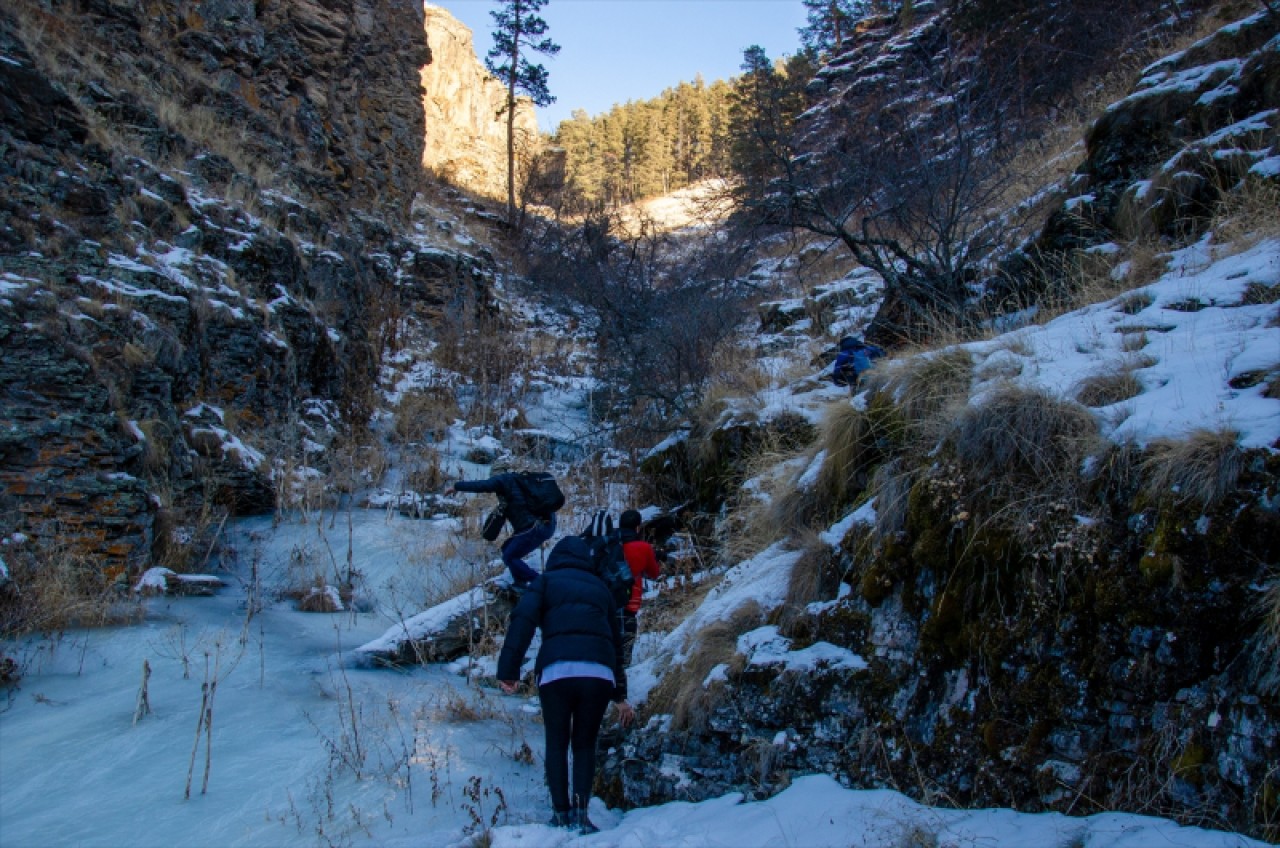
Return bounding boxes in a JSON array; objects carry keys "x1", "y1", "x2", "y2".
[
  {"x1": 454, "y1": 472, "x2": 542, "y2": 533},
  {"x1": 496, "y1": 536, "x2": 627, "y2": 702}
]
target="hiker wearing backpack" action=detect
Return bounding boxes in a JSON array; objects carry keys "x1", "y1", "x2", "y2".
[
  {"x1": 581, "y1": 509, "x2": 662, "y2": 665},
  {"x1": 448, "y1": 460, "x2": 563, "y2": 590},
  {"x1": 831, "y1": 336, "x2": 886, "y2": 390},
  {"x1": 496, "y1": 535, "x2": 635, "y2": 835}
]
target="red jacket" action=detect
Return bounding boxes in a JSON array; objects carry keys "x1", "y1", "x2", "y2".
[{"x1": 622, "y1": 536, "x2": 661, "y2": 614}]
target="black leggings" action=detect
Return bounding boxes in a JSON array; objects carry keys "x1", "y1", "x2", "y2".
[{"x1": 538, "y1": 676, "x2": 613, "y2": 813}]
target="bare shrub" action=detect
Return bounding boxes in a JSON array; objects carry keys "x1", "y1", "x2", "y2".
[
  {"x1": 950, "y1": 384, "x2": 1102, "y2": 488},
  {"x1": 400, "y1": 448, "x2": 447, "y2": 495},
  {"x1": 1141, "y1": 427, "x2": 1243, "y2": 508},
  {"x1": 702, "y1": 337, "x2": 775, "y2": 409}
]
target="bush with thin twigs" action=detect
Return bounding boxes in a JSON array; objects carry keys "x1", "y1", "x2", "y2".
[
  {"x1": 949, "y1": 383, "x2": 1102, "y2": 489},
  {"x1": 645, "y1": 601, "x2": 764, "y2": 733},
  {"x1": 400, "y1": 448, "x2": 448, "y2": 496},
  {"x1": 1141, "y1": 427, "x2": 1243, "y2": 508},
  {"x1": 702, "y1": 336, "x2": 776, "y2": 410}
]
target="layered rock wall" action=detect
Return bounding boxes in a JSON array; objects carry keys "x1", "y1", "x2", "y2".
[
  {"x1": 0, "y1": 0, "x2": 494, "y2": 573},
  {"x1": 422, "y1": 4, "x2": 539, "y2": 199}
]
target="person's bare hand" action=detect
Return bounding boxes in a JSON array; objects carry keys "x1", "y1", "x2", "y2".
[
  {"x1": 615, "y1": 700, "x2": 635, "y2": 728},
  {"x1": 499, "y1": 680, "x2": 518, "y2": 695}
]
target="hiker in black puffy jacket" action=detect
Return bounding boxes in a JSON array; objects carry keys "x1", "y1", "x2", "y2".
[
  {"x1": 497, "y1": 535, "x2": 635, "y2": 834},
  {"x1": 448, "y1": 461, "x2": 556, "y2": 589}
]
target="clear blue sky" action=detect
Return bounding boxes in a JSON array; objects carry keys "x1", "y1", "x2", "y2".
[{"x1": 439, "y1": 0, "x2": 808, "y2": 132}]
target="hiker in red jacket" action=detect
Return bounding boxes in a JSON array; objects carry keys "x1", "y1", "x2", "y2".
[{"x1": 617, "y1": 509, "x2": 661, "y2": 665}]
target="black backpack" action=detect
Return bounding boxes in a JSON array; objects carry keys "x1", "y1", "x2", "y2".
[
  {"x1": 514, "y1": 471, "x2": 565, "y2": 518},
  {"x1": 585, "y1": 527, "x2": 634, "y2": 610}
]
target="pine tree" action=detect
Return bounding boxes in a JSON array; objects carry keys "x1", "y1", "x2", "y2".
[
  {"x1": 728, "y1": 47, "x2": 810, "y2": 203},
  {"x1": 484, "y1": 0, "x2": 559, "y2": 226},
  {"x1": 799, "y1": 0, "x2": 865, "y2": 58}
]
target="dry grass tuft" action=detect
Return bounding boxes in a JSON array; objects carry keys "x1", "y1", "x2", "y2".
[
  {"x1": 1211, "y1": 175, "x2": 1280, "y2": 252},
  {"x1": 647, "y1": 601, "x2": 764, "y2": 732},
  {"x1": 813, "y1": 395, "x2": 906, "y2": 510},
  {"x1": 776, "y1": 531, "x2": 841, "y2": 637},
  {"x1": 135, "y1": 418, "x2": 173, "y2": 475},
  {"x1": 723, "y1": 444, "x2": 815, "y2": 564},
  {"x1": 393, "y1": 388, "x2": 461, "y2": 445},
  {"x1": 871, "y1": 348, "x2": 975, "y2": 443},
  {"x1": 950, "y1": 384, "x2": 1102, "y2": 488},
  {"x1": 1141, "y1": 427, "x2": 1243, "y2": 508},
  {"x1": 1075, "y1": 365, "x2": 1144, "y2": 407},
  {"x1": 1250, "y1": 569, "x2": 1280, "y2": 696},
  {"x1": 0, "y1": 543, "x2": 138, "y2": 640}
]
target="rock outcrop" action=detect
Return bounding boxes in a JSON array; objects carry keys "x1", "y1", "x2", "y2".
[
  {"x1": 421, "y1": 4, "x2": 539, "y2": 199},
  {"x1": 0, "y1": 0, "x2": 495, "y2": 573}
]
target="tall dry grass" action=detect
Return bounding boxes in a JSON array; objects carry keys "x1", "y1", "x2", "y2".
[
  {"x1": 0, "y1": 541, "x2": 139, "y2": 642},
  {"x1": 1211, "y1": 175, "x2": 1280, "y2": 252},
  {"x1": 1141, "y1": 427, "x2": 1243, "y2": 508},
  {"x1": 775, "y1": 531, "x2": 842, "y2": 637},
  {"x1": 644, "y1": 601, "x2": 765, "y2": 733},
  {"x1": 949, "y1": 383, "x2": 1102, "y2": 488},
  {"x1": 1250, "y1": 569, "x2": 1280, "y2": 697}
]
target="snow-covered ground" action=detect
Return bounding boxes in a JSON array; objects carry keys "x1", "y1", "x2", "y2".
[
  {"x1": 1, "y1": 234, "x2": 1276, "y2": 848},
  {"x1": 0, "y1": 509, "x2": 1268, "y2": 847}
]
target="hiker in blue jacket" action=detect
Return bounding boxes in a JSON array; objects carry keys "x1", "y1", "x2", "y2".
[
  {"x1": 497, "y1": 535, "x2": 635, "y2": 834},
  {"x1": 448, "y1": 460, "x2": 557, "y2": 589},
  {"x1": 831, "y1": 336, "x2": 886, "y2": 389}
]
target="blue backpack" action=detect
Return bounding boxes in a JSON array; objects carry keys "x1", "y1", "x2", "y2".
[{"x1": 581, "y1": 511, "x2": 634, "y2": 609}]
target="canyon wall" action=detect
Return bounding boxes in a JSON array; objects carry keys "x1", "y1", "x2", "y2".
[{"x1": 422, "y1": 4, "x2": 540, "y2": 200}]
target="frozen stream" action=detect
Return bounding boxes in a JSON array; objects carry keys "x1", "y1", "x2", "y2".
[{"x1": 0, "y1": 508, "x2": 554, "y2": 847}]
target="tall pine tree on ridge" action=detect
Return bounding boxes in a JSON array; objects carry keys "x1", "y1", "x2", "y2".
[{"x1": 485, "y1": 0, "x2": 559, "y2": 226}]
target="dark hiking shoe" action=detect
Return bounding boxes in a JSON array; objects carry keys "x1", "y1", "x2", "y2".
[
  {"x1": 574, "y1": 809, "x2": 600, "y2": 835},
  {"x1": 548, "y1": 810, "x2": 575, "y2": 829}
]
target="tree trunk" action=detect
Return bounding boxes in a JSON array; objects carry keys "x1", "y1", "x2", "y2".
[{"x1": 506, "y1": 90, "x2": 516, "y2": 225}]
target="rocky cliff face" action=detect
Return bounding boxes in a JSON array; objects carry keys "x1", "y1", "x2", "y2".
[
  {"x1": 0, "y1": 0, "x2": 495, "y2": 575},
  {"x1": 421, "y1": 4, "x2": 539, "y2": 200}
]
